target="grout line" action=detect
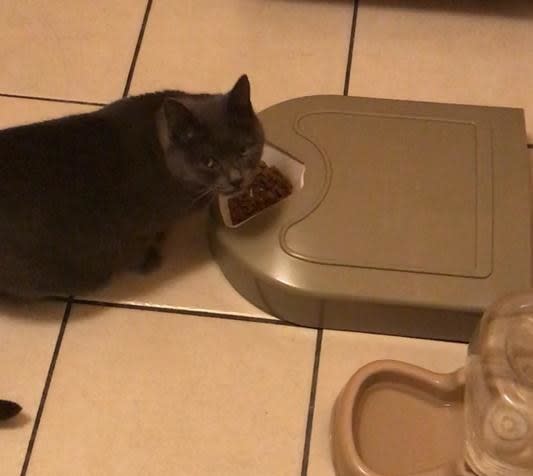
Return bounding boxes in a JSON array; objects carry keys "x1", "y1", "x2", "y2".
[
  {"x1": 20, "y1": 300, "x2": 72, "y2": 476},
  {"x1": 70, "y1": 298, "x2": 301, "y2": 328},
  {"x1": 300, "y1": 329, "x2": 323, "y2": 476},
  {"x1": 53, "y1": 296, "x2": 469, "y2": 343},
  {"x1": 51, "y1": 296, "x2": 470, "y2": 343},
  {"x1": 123, "y1": 0, "x2": 153, "y2": 97},
  {"x1": 343, "y1": 0, "x2": 359, "y2": 95},
  {"x1": 0, "y1": 93, "x2": 105, "y2": 107}
]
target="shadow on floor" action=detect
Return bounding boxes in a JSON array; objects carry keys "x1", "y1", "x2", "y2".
[{"x1": 360, "y1": 0, "x2": 533, "y2": 18}]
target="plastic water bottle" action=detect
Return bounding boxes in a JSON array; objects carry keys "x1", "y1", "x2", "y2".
[{"x1": 464, "y1": 292, "x2": 533, "y2": 475}]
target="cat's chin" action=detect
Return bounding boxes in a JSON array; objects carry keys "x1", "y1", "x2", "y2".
[
  {"x1": 219, "y1": 188, "x2": 243, "y2": 197},
  {"x1": 218, "y1": 178, "x2": 255, "y2": 197}
]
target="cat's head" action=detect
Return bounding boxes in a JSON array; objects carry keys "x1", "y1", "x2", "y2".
[{"x1": 158, "y1": 75, "x2": 264, "y2": 195}]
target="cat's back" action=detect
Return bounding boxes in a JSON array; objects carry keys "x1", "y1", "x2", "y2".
[
  {"x1": 0, "y1": 111, "x2": 118, "y2": 184},
  {"x1": 0, "y1": 110, "x2": 139, "y2": 257}
]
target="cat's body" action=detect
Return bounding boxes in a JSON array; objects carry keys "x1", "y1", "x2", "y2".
[
  {"x1": 1, "y1": 93, "x2": 176, "y2": 297},
  {"x1": 0, "y1": 75, "x2": 264, "y2": 299},
  {"x1": 0, "y1": 76, "x2": 263, "y2": 421}
]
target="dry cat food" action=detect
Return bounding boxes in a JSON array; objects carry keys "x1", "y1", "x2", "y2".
[{"x1": 228, "y1": 161, "x2": 293, "y2": 225}]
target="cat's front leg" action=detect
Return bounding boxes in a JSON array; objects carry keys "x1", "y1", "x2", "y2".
[
  {"x1": 155, "y1": 230, "x2": 166, "y2": 244},
  {"x1": 131, "y1": 227, "x2": 169, "y2": 274}
]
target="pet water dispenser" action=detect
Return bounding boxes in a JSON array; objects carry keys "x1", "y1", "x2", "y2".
[
  {"x1": 332, "y1": 291, "x2": 533, "y2": 476},
  {"x1": 209, "y1": 95, "x2": 531, "y2": 342}
]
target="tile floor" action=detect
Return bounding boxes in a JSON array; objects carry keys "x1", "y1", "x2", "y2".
[{"x1": 0, "y1": 1, "x2": 532, "y2": 475}]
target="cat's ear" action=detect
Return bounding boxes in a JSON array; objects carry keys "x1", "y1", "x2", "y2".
[
  {"x1": 163, "y1": 98, "x2": 198, "y2": 145},
  {"x1": 227, "y1": 74, "x2": 253, "y2": 118}
]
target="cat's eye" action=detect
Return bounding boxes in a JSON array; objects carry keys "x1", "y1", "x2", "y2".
[
  {"x1": 205, "y1": 158, "x2": 216, "y2": 169},
  {"x1": 239, "y1": 146, "x2": 249, "y2": 157}
]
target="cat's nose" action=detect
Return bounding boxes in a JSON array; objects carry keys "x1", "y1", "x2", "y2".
[
  {"x1": 230, "y1": 176, "x2": 243, "y2": 188},
  {"x1": 229, "y1": 170, "x2": 243, "y2": 189}
]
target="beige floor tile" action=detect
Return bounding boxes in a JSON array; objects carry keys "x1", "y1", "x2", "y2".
[
  {"x1": 0, "y1": 97, "x2": 98, "y2": 129},
  {"x1": 0, "y1": 301, "x2": 67, "y2": 476},
  {"x1": 350, "y1": 1, "x2": 533, "y2": 141},
  {"x1": 307, "y1": 330, "x2": 467, "y2": 476},
  {"x1": 130, "y1": 0, "x2": 353, "y2": 111},
  {"x1": 0, "y1": 1, "x2": 147, "y2": 103},
  {"x1": 27, "y1": 305, "x2": 316, "y2": 476},
  {"x1": 86, "y1": 210, "x2": 274, "y2": 318}
]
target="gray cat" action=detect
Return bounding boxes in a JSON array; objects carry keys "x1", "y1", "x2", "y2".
[{"x1": 0, "y1": 75, "x2": 264, "y2": 300}]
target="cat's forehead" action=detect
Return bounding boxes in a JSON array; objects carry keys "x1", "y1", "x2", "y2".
[
  {"x1": 164, "y1": 93, "x2": 260, "y2": 150},
  {"x1": 179, "y1": 94, "x2": 231, "y2": 130}
]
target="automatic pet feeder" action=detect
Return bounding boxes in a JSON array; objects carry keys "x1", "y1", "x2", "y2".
[
  {"x1": 209, "y1": 95, "x2": 531, "y2": 342},
  {"x1": 208, "y1": 94, "x2": 532, "y2": 476}
]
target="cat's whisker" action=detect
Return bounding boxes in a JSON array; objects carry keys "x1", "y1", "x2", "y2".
[{"x1": 189, "y1": 187, "x2": 216, "y2": 208}]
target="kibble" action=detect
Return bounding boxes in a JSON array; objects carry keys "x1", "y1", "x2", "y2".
[{"x1": 228, "y1": 161, "x2": 293, "y2": 225}]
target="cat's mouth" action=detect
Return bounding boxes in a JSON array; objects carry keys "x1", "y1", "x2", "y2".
[
  {"x1": 217, "y1": 167, "x2": 261, "y2": 196},
  {"x1": 218, "y1": 178, "x2": 256, "y2": 197},
  {"x1": 219, "y1": 188, "x2": 244, "y2": 197}
]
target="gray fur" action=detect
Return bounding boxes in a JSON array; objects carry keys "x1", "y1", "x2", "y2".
[{"x1": 0, "y1": 75, "x2": 264, "y2": 298}]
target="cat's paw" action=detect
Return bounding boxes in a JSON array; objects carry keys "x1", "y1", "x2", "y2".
[{"x1": 135, "y1": 247, "x2": 163, "y2": 274}]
